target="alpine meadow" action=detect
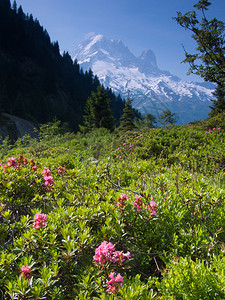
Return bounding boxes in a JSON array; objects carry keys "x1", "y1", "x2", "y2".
[{"x1": 0, "y1": 0, "x2": 225, "y2": 299}]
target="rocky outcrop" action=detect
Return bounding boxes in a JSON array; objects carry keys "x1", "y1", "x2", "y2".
[{"x1": 0, "y1": 113, "x2": 38, "y2": 141}]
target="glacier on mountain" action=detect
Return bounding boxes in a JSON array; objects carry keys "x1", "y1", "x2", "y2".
[{"x1": 72, "y1": 33, "x2": 214, "y2": 124}]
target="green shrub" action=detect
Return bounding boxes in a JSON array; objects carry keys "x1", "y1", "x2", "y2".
[{"x1": 156, "y1": 255, "x2": 225, "y2": 299}]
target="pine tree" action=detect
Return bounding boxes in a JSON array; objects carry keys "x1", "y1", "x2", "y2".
[
  {"x1": 0, "y1": 0, "x2": 11, "y2": 10},
  {"x1": 82, "y1": 86, "x2": 115, "y2": 132},
  {"x1": 144, "y1": 113, "x2": 157, "y2": 128},
  {"x1": 158, "y1": 110, "x2": 177, "y2": 127},
  {"x1": 12, "y1": 0, "x2": 17, "y2": 12},
  {"x1": 118, "y1": 98, "x2": 136, "y2": 132},
  {"x1": 209, "y1": 82, "x2": 225, "y2": 117}
]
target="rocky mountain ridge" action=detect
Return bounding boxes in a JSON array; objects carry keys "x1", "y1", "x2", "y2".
[{"x1": 72, "y1": 33, "x2": 214, "y2": 124}]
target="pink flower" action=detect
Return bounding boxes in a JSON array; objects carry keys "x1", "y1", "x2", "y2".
[
  {"x1": 208, "y1": 130, "x2": 212, "y2": 133},
  {"x1": 30, "y1": 158, "x2": 35, "y2": 166},
  {"x1": 117, "y1": 193, "x2": 128, "y2": 210},
  {"x1": 112, "y1": 250, "x2": 131, "y2": 263},
  {"x1": 7, "y1": 157, "x2": 17, "y2": 167},
  {"x1": 44, "y1": 175, "x2": 54, "y2": 186},
  {"x1": 213, "y1": 128, "x2": 216, "y2": 130},
  {"x1": 19, "y1": 265, "x2": 31, "y2": 280},
  {"x1": 120, "y1": 193, "x2": 127, "y2": 200},
  {"x1": 164, "y1": 192, "x2": 167, "y2": 202},
  {"x1": 106, "y1": 272, "x2": 123, "y2": 294},
  {"x1": 148, "y1": 199, "x2": 157, "y2": 215},
  {"x1": 217, "y1": 127, "x2": 221, "y2": 130},
  {"x1": 42, "y1": 167, "x2": 54, "y2": 187},
  {"x1": 129, "y1": 144, "x2": 133, "y2": 148},
  {"x1": 93, "y1": 241, "x2": 115, "y2": 265},
  {"x1": 133, "y1": 195, "x2": 143, "y2": 211},
  {"x1": 58, "y1": 166, "x2": 66, "y2": 174},
  {"x1": 42, "y1": 167, "x2": 51, "y2": 176},
  {"x1": 33, "y1": 213, "x2": 47, "y2": 229},
  {"x1": 93, "y1": 241, "x2": 130, "y2": 267}
]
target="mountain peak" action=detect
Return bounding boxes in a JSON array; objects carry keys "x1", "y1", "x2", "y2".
[
  {"x1": 72, "y1": 33, "x2": 137, "y2": 68},
  {"x1": 139, "y1": 50, "x2": 157, "y2": 67},
  {"x1": 72, "y1": 34, "x2": 214, "y2": 124}
]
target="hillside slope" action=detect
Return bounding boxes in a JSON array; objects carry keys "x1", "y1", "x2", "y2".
[{"x1": 0, "y1": 1, "x2": 125, "y2": 132}]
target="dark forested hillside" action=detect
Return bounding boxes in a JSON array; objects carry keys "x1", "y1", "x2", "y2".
[{"x1": 0, "y1": 0, "x2": 127, "y2": 131}]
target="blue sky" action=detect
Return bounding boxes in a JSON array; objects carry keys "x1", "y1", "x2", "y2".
[{"x1": 14, "y1": 0, "x2": 225, "y2": 82}]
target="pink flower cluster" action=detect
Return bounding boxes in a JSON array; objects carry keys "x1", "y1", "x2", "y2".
[
  {"x1": 7, "y1": 157, "x2": 17, "y2": 167},
  {"x1": 117, "y1": 193, "x2": 128, "y2": 210},
  {"x1": 148, "y1": 199, "x2": 158, "y2": 215},
  {"x1": 205, "y1": 127, "x2": 221, "y2": 134},
  {"x1": 42, "y1": 167, "x2": 51, "y2": 176},
  {"x1": 58, "y1": 166, "x2": 66, "y2": 174},
  {"x1": 93, "y1": 241, "x2": 130, "y2": 265},
  {"x1": 112, "y1": 251, "x2": 131, "y2": 263},
  {"x1": 42, "y1": 167, "x2": 54, "y2": 188},
  {"x1": 29, "y1": 158, "x2": 37, "y2": 171},
  {"x1": 33, "y1": 213, "x2": 47, "y2": 229},
  {"x1": 133, "y1": 195, "x2": 158, "y2": 215},
  {"x1": 114, "y1": 131, "x2": 143, "y2": 159},
  {"x1": 106, "y1": 272, "x2": 123, "y2": 294},
  {"x1": 4, "y1": 154, "x2": 39, "y2": 172},
  {"x1": 19, "y1": 265, "x2": 31, "y2": 280},
  {"x1": 133, "y1": 195, "x2": 143, "y2": 211}
]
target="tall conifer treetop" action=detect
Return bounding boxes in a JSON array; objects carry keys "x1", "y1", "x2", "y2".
[
  {"x1": 118, "y1": 98, "x2": 136, "y2": 132},
  {"x1": 82, "y1": 86, "x2": 115, "y2": 132}
]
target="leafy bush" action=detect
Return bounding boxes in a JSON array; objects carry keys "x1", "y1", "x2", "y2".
[
  {"x1": 156, "y1": 255, "x2": 225, "y2": 299},
  {"x1": 0, "y1": 115, "x2": 225, "y2": 298}
]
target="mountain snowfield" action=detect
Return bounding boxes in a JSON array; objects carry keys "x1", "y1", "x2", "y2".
[{"x1": 72, "y1": 33, "x2": 214, "y2": 124}]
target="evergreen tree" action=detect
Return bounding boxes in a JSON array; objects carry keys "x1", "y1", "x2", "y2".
[
  {"x1": 12, "y1": 0, "x2": 17, "y2": 12},
  {"x1": 82, "y1": 86, "x2": 115, "y2": 132},
  {"x1": 118, "y1": 98, "x2": 136, "y2": 132},
  {"x1": 158, "y1": 110, "x2": 177, "y2": 127},
  {"x1": 209, "y1": 82, "x2": 225, "y2": 117},
  {"x1": 143, "y1": 113, "x2": 157, "y2": 128},
  {"x1": 0, "y1": 0, "x2": 11, "y2": 10},
  {"x1": 174, "y1": 0, "x2": 225, "y2": 116}
]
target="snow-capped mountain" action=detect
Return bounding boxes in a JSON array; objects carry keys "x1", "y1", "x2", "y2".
[{"x1": 72, "y1": 33, "x2": 214, "y2": 124}]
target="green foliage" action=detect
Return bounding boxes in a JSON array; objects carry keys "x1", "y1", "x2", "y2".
[
  {"x1": 158, "y1": 110, "x2": 177, "y2": 127},
  {"x1": 174, "y1": 0, "x2": 225, "y2": 116},
  {"x1": 209, "y1": 83, "x2": 225, "y2": 117},
  {"x1": 156, "y1": 255, "x2": 225, "y2": 299},
  {"x1": 0, "y1": 115, "x2": 225, "y2": 298},
  {"x1": 134, "y1": 113, "x2": 157, "y2": 130},
  {"x1": 82, "y1": 86, "x2": 115, "y2": 132},
  {"x1": 117, "y1": 98, "x2": 136, "y2": 132}
]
